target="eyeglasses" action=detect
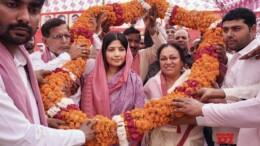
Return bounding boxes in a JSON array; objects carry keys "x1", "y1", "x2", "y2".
[{"x1": 50, "y1": 34, "x2": 71, "y2": 40}]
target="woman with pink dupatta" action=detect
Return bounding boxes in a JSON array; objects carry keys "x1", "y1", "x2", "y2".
[
  {"x1": 81, "y1": 32, "x2": 145, "y2": 119},
  {"x1": 142, "y1": 44, "x2": 204, "y2": 146}
]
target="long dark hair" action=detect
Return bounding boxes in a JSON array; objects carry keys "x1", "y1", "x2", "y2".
[{"x1": 101, "y1": 32, "x2": 128, "y2": 70}]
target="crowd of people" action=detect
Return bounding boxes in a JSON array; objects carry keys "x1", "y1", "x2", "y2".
[{"x1": 0, "y1": 0, "x2": 260, "y2": 146}]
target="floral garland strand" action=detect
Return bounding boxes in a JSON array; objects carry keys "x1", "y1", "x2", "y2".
[
  {"x1": 40, "y1": 0, "x2": 226, "y2": 145},
  {"x1": 108, "y1": 3, "x2": 125, "y2": 26},
  {"x1": 145, "y1": 0, "x2": 169, "y2": 18},
  {"x1": 40, "y1": 67, "x2": 88, "y2": 129},
  {"x1": 85, "y1": 4, "x2": 223, "y2": 145},
  {"x1": 169, "y1": 6, "x2": 222, "y2": 33},
  {"x1": 113, "y1": 115, "x2": 129, "y2": 146},
  {"x1": 120, "y1": 1, "x2": 145, "y2": 23}
]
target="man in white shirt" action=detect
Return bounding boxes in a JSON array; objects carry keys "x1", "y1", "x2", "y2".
[
  {"x1": 172, "y1": 8, "x2": 260, "y2": 146},
  {"x1": 212, "y1": 8, "x2": 260, "y2": 146},
  {"x1": 30, "y1": 18, "x2": 90, "y2": 71},
  {"x1": 30, "y1": 18, "x2": 99, "y2": 128},
  {"x1": 0, "y1": 0, "x2": 97, "y2": 145}
]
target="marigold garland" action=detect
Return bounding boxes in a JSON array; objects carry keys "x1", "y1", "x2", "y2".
[
  {"x1": 120, "y1": 1, "x2": 145, "y2": 23},
  {"x1": 170, "y1": 6, "x2": 222, "y2": 33},
  {"x1": 145, "y1": 0, "x2": 169, "y2": 19},
  {"x1": 108, "y1": 3, "x2": 125, "y2": 26},
  {"x1": 40, "y1": 0, "x2": 225, "y2": 145}
]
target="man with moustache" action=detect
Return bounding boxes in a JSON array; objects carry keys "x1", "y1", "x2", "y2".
[
  {"x1": 30, "y1": 18, "x2": 89, "y2": 71},
  {"x1": 0, "y1": 0, "x2": 97, "y2": 145},
  {"x1": 208, "y1": 8, "x2": 260, "y2": 146},
  {"x1": 123, "y1": 8, "x2": 166, "y2": 82},
  {"x1": 30, "y1": 18, "x2": 98, "y2": 128}
]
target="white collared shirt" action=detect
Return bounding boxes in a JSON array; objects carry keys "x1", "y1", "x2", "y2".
[
  {"x1": 222, "y1": 38, "x2": 260, "y2": 93},
  {"x1": 30, "y1": 50, "x2": 96, "y2": 105},
  {"x1": 197, "y1": 38, "x2": 260, "y2": 144},
  {"x1": 14, "y1": 49, "x2": 40, "y2": 124},
  {"x1": 30, "y1": 51, "x2": 72, "y2": 71},
  {"x1": 0, "y1": 49, "x2": 85, "y2": 146}
]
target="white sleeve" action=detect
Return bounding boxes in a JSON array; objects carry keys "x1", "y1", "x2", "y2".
[
  {"x1": 0, "y1": 76, "x2": 85, "y2": 146},
  {"x1": 223, "y1": 82, "x2": 260, "y2": 100},
  {"x1": 201, "y1": 90, "x2": 260, "y2": 128},
  {"x1": 30, "y1": 52, "x2": 71, "y2": 71},
  {"x1": 196, "y1": 116, "x2": 212, "y2": 127},
  {"x1": 92, "y1": 34, "x2": 102, "y2": 50},
  {"x1": 154, "y1": 22, "x2": 167, "y2": 40},
  {"x1": 150, "y1": 27, "x2": 167, "y2": 50}
]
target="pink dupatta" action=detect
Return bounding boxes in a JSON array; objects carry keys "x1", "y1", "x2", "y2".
[
  {"x1": 0, "y1": 43, "x2": 47, "y2": 126},
  {"x1": 41, "y1": 47, "x2": 52, "y2": 63},
  {"x1": 160, "y1": 72, "x2": 195, "y2": 146},
  {"x1": 160, "y1": 72, "x2": 196, "y2": 145},
  {"x1": 132, "y1": 53, "x2": 140, "y2": 75},
  {"x1": 81, "y1": 47, "x2": 133, "y2": 118},
  {"x1": 160, "y1": 72, "x2": 181, "y2": 133},
  {"x1": 159, "y1": 72, "x2": 168, "y2": 96}
]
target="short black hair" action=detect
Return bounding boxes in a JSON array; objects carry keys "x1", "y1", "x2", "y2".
[
  {"x1": 123, "y1": 26, "x2": 141, "y2": 40},
  {"x1": 157, "y1": 43, "x2": 185, "y2": 63},
  {"x1": 222, "y1": 7, "x2": 256, "y2": 28},
  {"x1": 41, "y1": 18, "x2": 67, "y2": 37},
  {"x1": 102, "y1": 32, "x2": 128, "y2": 70}
]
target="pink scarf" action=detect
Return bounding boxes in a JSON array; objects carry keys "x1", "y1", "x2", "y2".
[
  {"x1": 81, "y1": 47, "x2": 133, "y2": 118},
  {"x1": 0, "y1": 43, "x2": 47, "y2": 126},
  {"x1": 41, "y1": 47, "x2": 52, "y2": 63},
  {"x1": 132, "y1": 53, "x2": 140, "y2": 75},
  {"x1": 161, "y1": 69, "x2": 196, "y2": 143},
  {"x1": 160, "y1": 72, "x2": 181, "y2": 133},
  {"x1": 160, "y1": 72, "x2": 168, "y2": 96}
]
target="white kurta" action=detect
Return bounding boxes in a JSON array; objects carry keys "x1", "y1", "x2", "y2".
[
  {"x1": 201, "y1": 90, "x2": 260, "y2": 146},
  {"x1": 213, "y1": 38, "x2": 260, "y2": 145},
  {"x1": 30, "y1": 42, "x2": 97, "y2": 105},
  {"x1": 0, "y1": 49, "x2": 85, "y2": 146}
]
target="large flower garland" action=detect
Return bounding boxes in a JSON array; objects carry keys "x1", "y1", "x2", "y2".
[{"x1": 40, "y1": 0, "x2": 225, "y2": 145}]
